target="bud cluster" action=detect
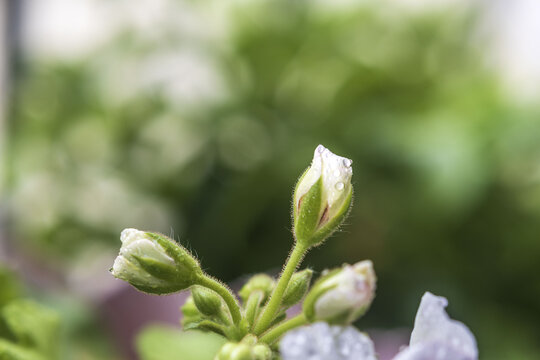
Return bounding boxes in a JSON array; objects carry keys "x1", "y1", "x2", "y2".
[{"x1": 110, "y1": 145, "x2": 380, "y2": 360}]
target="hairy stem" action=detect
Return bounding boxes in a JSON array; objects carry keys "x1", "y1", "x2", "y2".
[
  {"x1": 259, "y1": 314, "x2": 308, "y2": 344},
  {"x1": 245, "y1": 291, "x2": 263, "y2": 331},
  {"x1": 254, "y1": 243, "x2": 307, "y2": 334},
  {"x1": 197, "y1": 275, "x2": 242, "y2": 326}
]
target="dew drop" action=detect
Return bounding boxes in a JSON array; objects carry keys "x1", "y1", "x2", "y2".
[
  {"x1": 316, "y1": 145, "x2": 325, "y2": 153},
  {"x1": 333, "y1": 169, "x2": 341, "y2": 177},
  {"x1": 335, "y1": 182, "x2": 344, "y2": 191},
  {"x1": 343, "y1": 158, "x2": 352, "y2": 168}
]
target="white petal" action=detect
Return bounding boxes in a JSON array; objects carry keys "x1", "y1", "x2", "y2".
[
  {"x1": 409, "y1": 292, "x2": 478, "y2": 359},
  {"x1": 318, "y1": 145, "x2": 353, "y2": 207},
  {"x1": 120, "y1": 228, "x2": 146, "y2": 246},
  {"x1": 294, "y1": 146, "x2": 324, "y2": 205},
  {"x1": 280, "y1": 322, "x2": 376, "y2": 360},
  {"x1": 122, "y1": 239, "x2": 175, "y2": 265},
  {"x1": 314, "y1": 265, "x2": 372, "y2": 320},
  {"x1": 393, "y1": 342, "x2": 474, "y2": 360}
]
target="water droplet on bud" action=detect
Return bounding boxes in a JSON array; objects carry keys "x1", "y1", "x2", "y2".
[
  {"x1": 343, "y1": 159, "x2": 352, "y2": 168},
  {"x1": 335, "y1": 182, "x2": 344, "y2": 191}
]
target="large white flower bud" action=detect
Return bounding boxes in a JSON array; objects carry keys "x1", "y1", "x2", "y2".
[
  {"x1": 111, "y1": 228, "x2": 202, "y2": 294},
  {"x1": 303, "y1": 261, "x2": 376, "y2": 324},
  {"x1": 293, "y1": 145, "x2": 353, "y2": 248}
]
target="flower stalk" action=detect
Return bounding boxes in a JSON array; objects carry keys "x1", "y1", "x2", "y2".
[
  {"x1": 253, "y1": 242, "x2": 307, "y2": 335},
  {"x1": 259, "y1": 314, "x2": 308, "y2": 345}
]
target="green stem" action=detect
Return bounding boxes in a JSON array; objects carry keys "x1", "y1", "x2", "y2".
[
  {"x1": 197, "y1": 275, "x2": 242, "y2": 326},
  {"x1": 259, "y1": 314, "x2": 308, "y2": 344},
  {"x1": 254, "y1": 242, "x2": 307, "y2": 334},
  {"x1": 245, "y1": 291, "x2": 263, "y2": 330}
]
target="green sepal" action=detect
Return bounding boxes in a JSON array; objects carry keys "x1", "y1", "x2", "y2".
[
  {"x1": 291, "y1": 168, "x2": 309, "y2": 221},
  {"x1": 146, "y1": 232, "x2": 203, "y2": 280},
  {"x1": 293, "y1": 178, "x2": 323, "y2": 246},
  {"x1": 307, "y1": 188, "x2": 353, "y2": 248},
  {"x1": 302, "y1": 269, "x2": 341, "y2": 322},
  {"x1": 131, "y1": 282, "x2": 186, "y2": 295},
  {"x1": 281, "y1": 269, "x2": 313, "y2": 309},
  {"x1": 131, "y1": 255, "x2": 179, "y2": 282},
  {"x1": 183, "y1": 320, "x2": 226, "y2": 337},
  {"x1": 117, "y1": 255, "x2": 185, "y2": 294}
]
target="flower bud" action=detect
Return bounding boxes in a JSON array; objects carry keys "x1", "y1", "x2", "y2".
[
  {"x1": 215, "y1": 335, "x2": 272, "y2": 360},
  {"x1": 293, "y1": 145, "x2": 353, "y2": 248},
  {"x1": 281, "y1": 269, "x2": 313, "y2": 308},
  {"x1": 239, "y1": 274, "x2": 275, "y2": 303},
  {"x1": 303, "y1": 260, "x2": 376, "y2": 324},
  {"x1": 181, "y1": 296, "x2": 202, "y2": 327},
  {"x1": 192, "y1": 286, "x2": 225, "y2": 318},
  {"x1": 111, "y1": 228, "x2": 202, "y2": 294}
]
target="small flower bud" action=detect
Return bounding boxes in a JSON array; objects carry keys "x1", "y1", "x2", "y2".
[
  {"x1": 293, "y1": 145, "x2": 353, "y2": 248},
  {"x1": 252, "y1": 344, "x2": 272, "y2": 360},
  {"x1": 111, "y1": 228, "x2": 202, "y2": 294},
  {"x1": 215, "y1": 335, "x2": 272, "y2": 360},
  {"x1": 281, "y1": 269, "x2": 313, "y2": 308},
  {"x1": 303, "y1": 260, "x2": 376, "y2": 324},
  {"x1": 192, "y1": 286, "x2": 225, "y2": 318},
  {"x1": 239, "y1": 274, "x2": 275, "y2": 303},
  {"x1": 181, "y1": 296, "x2": 202, "y2": 327}
]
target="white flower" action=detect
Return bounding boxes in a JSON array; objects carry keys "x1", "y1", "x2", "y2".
[
  {"x1": 393, "y1": 292, "x2": 478, "y2": 360},
  {"x1": 280, "y1": 322, "x2": 377, "y2": 360},
  {"x1": 304, "y1": 261, "x2": 376, "y2": 324}
]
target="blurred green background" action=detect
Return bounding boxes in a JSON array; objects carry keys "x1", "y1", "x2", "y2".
[{"x1": 2, "y1": 0, "x2": 540, "y2": 359}]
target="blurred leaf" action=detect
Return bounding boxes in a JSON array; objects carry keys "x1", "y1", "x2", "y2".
[
  {"x1": 136, "y1": 326, "x2": 226, "y2": 360},
  {"x1": 0, "y1": 339, "x2": 44, "y2": 360},
  {"x1": 0, "y1": 268, "x2": 21, "y2": 308},
  {"x1": 0, "y1": 300, "x2": 59, "y2": 360}
]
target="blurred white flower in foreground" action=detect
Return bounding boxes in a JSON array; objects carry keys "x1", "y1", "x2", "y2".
[
  {"x1": 280, "y1": 322, "x2": 376, "y2": 360},
  {"x1": 393, "y1": 292, "x2": 478, "y2": 360},
  {"x1": 280, "y1": 292, "x2": 477, "y2": 360}
]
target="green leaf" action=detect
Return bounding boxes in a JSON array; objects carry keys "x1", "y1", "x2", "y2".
[
  {"x1": 0, "y1": 268, "x2": 21, "y2": 308},
  {"x1": 137, "y1": 326, "x2": 226, "y2": 360},
  {"x1": 0, "y1": 339, "x2": 44, "y2": 360},
  {"x1": 0, "y1": 300, "x2": 59, "y2": 360}
]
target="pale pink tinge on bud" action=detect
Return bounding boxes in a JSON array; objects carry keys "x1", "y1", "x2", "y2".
[{"x1": 313, "y1": 260, "x2": 376, "y2": 324}]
